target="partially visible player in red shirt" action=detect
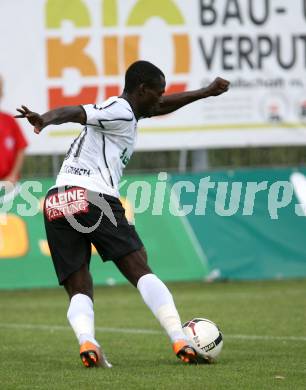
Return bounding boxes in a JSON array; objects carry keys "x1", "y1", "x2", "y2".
[{"x1": 0, "y1": 75, "x2": 28, "y2": 183}]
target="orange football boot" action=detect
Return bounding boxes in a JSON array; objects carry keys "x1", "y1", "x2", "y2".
[
  {"x1": 80, "y1": 341, "x2": 112, "y2": 368},
  {"x1": 173, "y1": 340, "x2": 198, "y2": 364}
]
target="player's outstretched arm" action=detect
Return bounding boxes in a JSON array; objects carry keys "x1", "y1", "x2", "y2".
[
  {"x1": 153, "y1": 77, "x2": 230, "y2": 117},
  {"x1": 15, "y1": 105, "x2": 86, "y2": 134}
]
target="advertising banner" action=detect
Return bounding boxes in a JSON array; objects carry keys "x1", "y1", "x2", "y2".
[
  {"x1": 1, "y1": 168, "x2": 306, "y2": 289},
  {"x1": 1, "y1": 0, "x2": 306, "y2": 153},
  {"x1": 171, "y1": 168, "x2": 306, "y2": 280},
  {"x1": 0, "y1": 176, "x2": 208, "y2": 289}
]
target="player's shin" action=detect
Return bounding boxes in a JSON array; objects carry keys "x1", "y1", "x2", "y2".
[
  {"x1": 67, "y1": 293, "x2": 99, "y2": 347},
  {"x1": 137, "y1": 273, "x2": 187, "y2": 343}
]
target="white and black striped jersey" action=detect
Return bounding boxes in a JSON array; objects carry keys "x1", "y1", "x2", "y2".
[{"x1": 54, "y1": 97, "x2": 137, "y2": 198}]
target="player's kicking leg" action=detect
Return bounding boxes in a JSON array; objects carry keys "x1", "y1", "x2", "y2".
[
  {"x1": 44, "y1": 186, "x2": 114, "y2": 368},
  {"x1": 64, "y1": 264, "x2": 112, "y2": 368},
  {"x1": 114, "y1": 247, "x2": 198, "y2": 364}
]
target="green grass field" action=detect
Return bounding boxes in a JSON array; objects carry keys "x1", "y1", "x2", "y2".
[{"x1": 0, "y1": 279, "x2": 305, "y2": 390}]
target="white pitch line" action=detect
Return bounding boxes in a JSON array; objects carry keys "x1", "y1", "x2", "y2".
[
  {"x1": 0, "y1": 323, "x2": 162, "y2": 335},
  {"x1": 0, "y1": 323, "x2": 306, "y2": 342},
  {"x1": 226, "y1": 334, "x2": 306, "y2": 342}
]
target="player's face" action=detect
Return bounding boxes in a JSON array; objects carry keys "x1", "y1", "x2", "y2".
[{"x1": 140, "y1": 76, "x2": 166, "y2": 117}]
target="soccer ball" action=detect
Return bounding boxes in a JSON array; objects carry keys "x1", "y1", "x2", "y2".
[{"x1": 182, "y1": 318, "x2": 223, "y2": 362}]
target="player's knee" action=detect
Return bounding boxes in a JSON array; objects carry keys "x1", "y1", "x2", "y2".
[
  {"x1": 114, "y1": 247, "x2": 152, "y2": 287},
  {"x1": 128, "y1": 255, "x2": 152, "y2": 286},
  {"x1": 140, "y1": 246, "x2": 148, "y2": 264},
  {"x1": 64, "y1": 282, "x2": 93, "y2": 300},
  {"x1": 63, "y1": 266, "x2": 93, "y2": 299}
]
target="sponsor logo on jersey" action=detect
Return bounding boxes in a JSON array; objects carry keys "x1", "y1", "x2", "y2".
[
  {"x1": 63, "y1": 165, "x2": 91, "y2": 176},
  {"x1": 120, "y1": 147, "x2": 130, "y2": 166}
]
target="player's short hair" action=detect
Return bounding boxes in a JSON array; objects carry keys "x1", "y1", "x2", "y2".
[{"x1": 124, "y1": 60, "x2": 165, "y2": 93}]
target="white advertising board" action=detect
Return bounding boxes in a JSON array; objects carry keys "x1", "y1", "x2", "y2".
[{"x1": 1, "y1": 0, "x2": 306, "y2": 153}]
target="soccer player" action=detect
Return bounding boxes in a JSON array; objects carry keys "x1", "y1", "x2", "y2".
[{"x1": 16, "y1": 61, "x2": 229, "y2": 367}]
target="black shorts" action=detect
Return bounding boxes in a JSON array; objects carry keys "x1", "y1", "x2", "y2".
[{"x1": 43, "y1": 186, "x2": 143, "y2": 285}]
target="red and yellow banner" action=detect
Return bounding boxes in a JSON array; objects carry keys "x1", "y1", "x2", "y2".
[{"x1": 1, "y1": 0, "x2": 306, "y2": 153}]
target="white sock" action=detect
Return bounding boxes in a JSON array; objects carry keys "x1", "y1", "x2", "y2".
[
  {"x1": 67, "y1": 293, "x2": 99, "y2": 347},
  {"x1": 137, "y1": 273, "x2": 187, "y2": 343}
]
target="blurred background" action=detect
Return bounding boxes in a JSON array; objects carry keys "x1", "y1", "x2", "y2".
[{"x1": 1, "y1": 0, "x2": 306, "y2": 288}]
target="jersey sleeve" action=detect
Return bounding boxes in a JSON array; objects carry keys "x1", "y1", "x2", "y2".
[{"x1": 82, "y1": 102, "x2": 134, "y2": 133}]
